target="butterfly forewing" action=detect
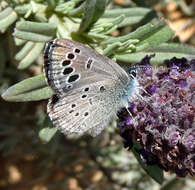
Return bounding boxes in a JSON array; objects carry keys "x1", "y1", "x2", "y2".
[
  {"x1": 44, "y1": 39, "x2": 131, "y2": 136},
  {"x1": 44, "y1": 39, "x2": 129, "y2": 94}
]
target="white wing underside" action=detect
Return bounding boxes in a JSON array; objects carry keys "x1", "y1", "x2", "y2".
[
  {"x1": 48, "y1": 79, "x2": 120, "y2": 136},
  {"x1": 44, "y1": 39, "x2": 131, "y2": 136}
]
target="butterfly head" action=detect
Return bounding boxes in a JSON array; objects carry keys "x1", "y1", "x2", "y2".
[{"x1": 126, "y1": 65, "x2": 137, "y2": 79}]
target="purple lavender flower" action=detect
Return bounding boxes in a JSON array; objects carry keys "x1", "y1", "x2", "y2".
[{"x1": 117, "y1": 56, "x2": 195, "y2": 177}]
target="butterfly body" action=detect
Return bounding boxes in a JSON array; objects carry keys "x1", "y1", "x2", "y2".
[{"x1": 44, "y1": 39, "x2": 139, "y2": 136}]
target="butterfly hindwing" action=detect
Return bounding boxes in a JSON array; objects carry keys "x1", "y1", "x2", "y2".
[{"x1": 47, "y1": 79, "x2": 123, "y2": 136}]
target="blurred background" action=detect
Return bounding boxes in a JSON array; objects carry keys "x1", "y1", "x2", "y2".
[{"x1": 0, "y1": 0, "x2": 195, "y2": 190}]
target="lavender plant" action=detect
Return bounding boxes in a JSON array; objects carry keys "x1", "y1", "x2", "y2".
[
  {"x1": 0, "y1": 0, "x2": 195, "y2": 188},
  {"x1": 118, "y1": 55, "x2": 195, "y2": 177}
]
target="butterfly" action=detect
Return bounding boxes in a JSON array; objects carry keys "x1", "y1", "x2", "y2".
[{"x1": 44, "y1": 39, "x2": 140, "y2": 137}]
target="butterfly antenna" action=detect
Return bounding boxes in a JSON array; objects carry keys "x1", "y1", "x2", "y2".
[
  {"x1": 125, "y1": 106, "x2": 133, "y2": 117},
  {"x1": 125, "y1": 105, "x2": 136, "y2": 124},
  {"x1": 138, "y1": 86, "x2": 151, "y2": 97},
  {"x1": 130, "y1": 74, "x2": 136, "y2": 79}
]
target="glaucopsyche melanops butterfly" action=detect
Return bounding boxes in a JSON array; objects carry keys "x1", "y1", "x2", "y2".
[{"x1": 44, "y1": 39, "x2": 140, "y2": 137}]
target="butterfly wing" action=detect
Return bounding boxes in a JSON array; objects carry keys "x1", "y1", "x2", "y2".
[
  {"x1": 44, "y1": 39, "x2": 131, "y2": 136},
  {"x1": 48, "y1": 79, "x2": 124, "y2": 136},
  {"x1": 44, "y1": 39, "x2": 129, "y2": 95}
]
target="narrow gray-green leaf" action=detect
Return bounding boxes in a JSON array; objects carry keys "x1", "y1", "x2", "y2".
[
  {"x1": 68, "y1": 0, "x2": 85, "y2": 16},
  {"x1": 118, "y1": 16, "x2": 146, "y2": 28},
  {"x1": 39, "y1": 127, "x2": 57, "y2": 143},
  {"x1": 13, "y1": 29, "x2": 53, "y2": 42},
  {"x1": 136, "y1": 24, "x2": 174, "y2": 48},
  {"x1": 79, "y1": 0, "x2": 107, "y2": 33},
  {"x1": 17, "y1": 42, "x2": 45, "y2": 69},
  {"x1": 2, "y1": 86, "x2": 53, "y2": 102},
  {"x1": 97, "y1": 15, "x2": 145, "y2": 30},
  {"x1": 0, "y1": 7, "x2": 17, "y2": 31},
  {"x1": 16, "y1": 21, "x2": 56, "y2": 36},
  {"x1": 13, "y1": 21, "x2": 56, "y2": 41},
  {"x1": 103, "y1": 42, "x2": 121, "y2": 56},
  {"x1": 14, "y1": 37, "x2": 26, "y2": 46},
  {"x1": 147, "y1": 42, "x2": 195, "y2": 55},
  {"x1": 1, "y1": 75, "x2": 54, "y2": 102},
  {"x1": 160, "y1": 175, "x2": 180, "y2": 190},
  {"x1": 103, "y1": 7, "x2": 151, "y2": 18},
  {"x1": 115, "y1": 43, "x2": 195, "y2": 65},
  {"x1": 103, "y1": 8, "x2": 152, "y2": 28},
  {"x1": 0, "y1": 7, "x2": 12, "y2": 20},
  {"x1": 14, "y1": 4, "x2": 31, "y2": 15},
  {"x1": 102, "y1": 19, "x2": 170, "y2": 45},
  {"x1": 15, "y1": 41, "x2": 35, "y2": 60}
]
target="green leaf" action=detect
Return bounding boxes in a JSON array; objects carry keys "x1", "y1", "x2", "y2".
[
  {"x1": 68, "y1": 0, "x2": 86, "y2": 17},
  {"x1": 102, "y1": 19, "x2": 173, "y2": 45},
  {"x1": 117, "y1": 16, "x2": 146, "y2": 28},
  {"x1": 102, "y1": 7, "x2": 152, "y2": 28},
  {"x1": 16, "y1": 21, "x2": 56, "y2": 36},
  {"x1": 132, "y1": 142, "x2": 164, "y2": 184},
  {"x1": 136, "y1": 24, "x2": 174, "y2": 49},
  {"x1": 39, "y1": 127, "x2": 57, "y2": 143},
  {"x1": 13, "y1": 30, "x2": 53, "y2": 42},
  {"x1": 13, "y1": 21, "x2": 57, "y2": 42},
  {"x1": 14, "y1": 37, "x2": 26, "y2": 46},
  {"x1": 0, "y1": 7, "x2": 17, "y2": 32},
  {"x1": 103, "y1": 42, "x2": 121, "y2": 56},
  {"x1": 160, "y1": 175, "x2": 180, "y2": 190},
  {"x1": 103, "y1": 40, "x2": 138, "y2": 56},
  {"x1": 1, "y1": 75, "x2": 54, "y2": 102},
  {"x1": 91, "y1": 15, "x2": 125, "y2": 34},
  {"x1": 55, "y1": 1, "x2": 76, "y2": 14},
  {"x1": 103, "y1": 7, "x2": 151, "y2": 18},
  {"x1": 78, "y1": 0, "x2": 107, "y2": 33},
  {"x1": 15, "y1": 42, "x2": 45, "y2": 69},
  {"x1": 14, "y1": 4, "x2": 31, "y2": 15},
  {"x1": 115, "y1": 43, "x2": 195, "y2": 65},
  {"x1": 15, "y1": 41, "x2": 35, "y2": 60},
  {"x1": 148, "y1": 42, "x2": 195, "y2": 55}
]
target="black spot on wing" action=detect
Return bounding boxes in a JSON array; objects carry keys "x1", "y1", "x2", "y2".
[{"x1": 68, "y1": 74, "x2": 80, "y2": 83}]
